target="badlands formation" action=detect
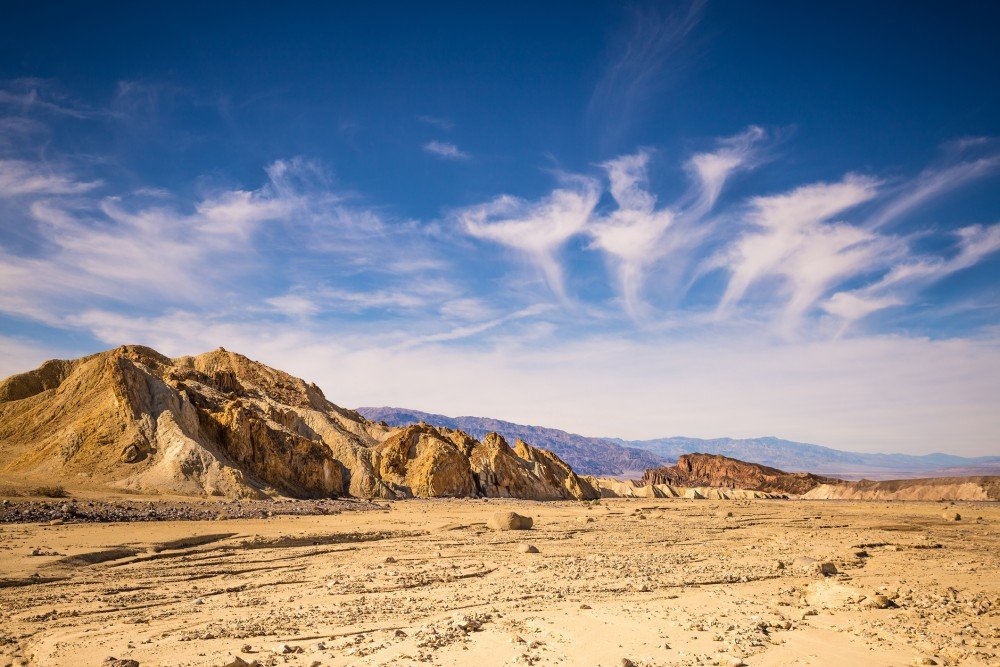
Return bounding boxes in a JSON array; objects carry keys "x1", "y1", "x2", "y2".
[
  {"x1": 0, "y1": 346, "x2": 599, "y2": 502},
  {"x1": 1, "y1": 346, "x2": 998, "y2": 666}
]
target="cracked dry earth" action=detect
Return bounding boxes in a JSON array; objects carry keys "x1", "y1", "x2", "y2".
[{"x1": 2, "y1": 498, "x2": 998, "y2": 667}]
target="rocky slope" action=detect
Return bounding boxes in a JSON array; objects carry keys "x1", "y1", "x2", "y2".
[
  {"x1": 0, "y1": 346, "x2": 597, "y2": 501},
  {"x1": 642, "y1": 453, "x2": 843, "y2": 495},
  {"x1": 358, "y1": 407, "x2": 666, "y2": 477}
]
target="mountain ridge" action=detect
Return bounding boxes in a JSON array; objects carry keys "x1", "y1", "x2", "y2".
[{"x1": 359, "y1": 407, "x2": 1000, "y2": 479}]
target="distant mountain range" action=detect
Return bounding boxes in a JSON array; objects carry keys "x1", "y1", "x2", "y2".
[
  {"x1": 357, "y1": 407, "x2": 1000, "y2": 480},
  {"x1": 356, "y1": 407, "x2": 666, "y2": 476}
]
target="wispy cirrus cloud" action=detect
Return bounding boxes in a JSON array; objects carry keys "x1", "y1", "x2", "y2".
[
  {"x1": 0, "y1": 156, "x2": 449, "y2": 328},
  {"x1": 458, "y1": 175, "x2": 600, "y2": 300},
  {"x1": 867, "y1": 154, "x2": 1000, "y2": 230},
  {"x1": 0, "y1": 159, "x2": 101, "y2": 197},
  {"x1": 587, "y1": 150, "x2": 676, "y2": 317},
  {"x1": 588, "y1": 126, "x2": 768, "y2": 318},
  {"x1": 417, "y1": 115, "x2": 455, "y2": 131},
  {"x1": 0, "y1": 78, "x2": 97, "y2": 119},
  {"x1": 716, "y1": 175, "x2": 891, "y2": 329},
  {"x1": 423, "y1": 140, "x2": 470, "y2": 161},
  {"x1": 684, "y1": 125, "x2": 767, "y2": 216},
  {"x1": 588, "y1": 0, "x2": 705, "y2": 147},
  {"x1": 824, "y1": 222, "x2": 1000, "y2": 333}
]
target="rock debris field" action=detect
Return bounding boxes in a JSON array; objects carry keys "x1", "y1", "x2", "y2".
[{"x1": 1, "y1": 497, "x2": 998, "y2": 667}]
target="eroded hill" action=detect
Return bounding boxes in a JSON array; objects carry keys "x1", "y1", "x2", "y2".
[{"x1": 0, "y1": 346, "x2": 597, "y2": 501}]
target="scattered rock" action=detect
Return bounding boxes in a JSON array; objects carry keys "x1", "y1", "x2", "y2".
[
  {"x1": 942, "y1": 512, "x2": 961, "y2": 521},
  {"x1": 518, "y1": 544, "x2": 539, "y2": 553},
  {"x1": 862, "y1": 593, "x2": 895, "y2": 609},
  {"x1": 121, "y1": 443, "x2": 142, "y2": 463},
  {"x1": 103, "y1": 659, "x2": 139, "y2": 667},
  {"x1": 221, "y1": 658, "x2": 259, "y2": 667}
]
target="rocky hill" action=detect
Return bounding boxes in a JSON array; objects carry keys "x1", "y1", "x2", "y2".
[
  {"x1": 0, "y1": 346, "x2": 598, "y2": 501},
  {"x1": 642, "y1": 453, "x2": 843, "y2": 495},
  {"x1": 358, "y1": 407, "x2": 666, "y2": 477}
]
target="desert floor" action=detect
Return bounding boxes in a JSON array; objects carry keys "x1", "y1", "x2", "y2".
[{"x1": 2, "y1": 497, "x2": 998, "y2": 667}]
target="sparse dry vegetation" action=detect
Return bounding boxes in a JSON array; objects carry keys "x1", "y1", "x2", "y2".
[{"x1": 32, "y1": 485, "x2": 68, "y2": 498}]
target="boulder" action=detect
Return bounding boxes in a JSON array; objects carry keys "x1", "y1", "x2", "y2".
[
  {"x1": 487, "y1": 511, "x2": 533, "y2": 530},
  {"x1": 792, "y1": 556, "x2": 837, "y2": 576}
]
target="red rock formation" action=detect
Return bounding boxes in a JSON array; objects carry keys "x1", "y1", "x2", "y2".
[{"x1": 642, "y1": 453, "x2": 841, "y2": 495}]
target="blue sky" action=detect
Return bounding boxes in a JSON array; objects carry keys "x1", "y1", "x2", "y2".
[{"x1": 1, "y1": 2, "x2": 999, "y2": 455}]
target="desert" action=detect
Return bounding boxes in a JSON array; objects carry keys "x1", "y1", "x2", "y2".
[
  {"x1": 2, "y1": 496, "x2": 998, "y2": 667},
  {"x1": 1, "y1": 347, "x2": 998, "y2": 667},
  {"x1": 3, "y1": 4, "x2": 1000, "y2": 665}
]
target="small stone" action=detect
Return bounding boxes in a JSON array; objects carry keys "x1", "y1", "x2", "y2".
[
  {"x1": 384, "y1": 556, "x2": 396, "y2": 563},
  {"x1": 518, "y1": 544, "x2": 539, "y2": 553},
  {"x1": 579, "y1": 604, "x2": 592, "y2": 609}
]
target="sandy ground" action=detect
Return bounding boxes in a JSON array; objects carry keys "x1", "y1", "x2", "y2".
[{"x1": 2, "y1": 497, "x2": 998, "y2": 667}]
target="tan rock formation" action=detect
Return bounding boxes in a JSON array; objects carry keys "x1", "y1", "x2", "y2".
[
  {"x1": 0, "y1": 345, "x2": 600, "y2": 501},
  {"x1": 374, "y1": 424, "x2": 477, "y2": 498}
]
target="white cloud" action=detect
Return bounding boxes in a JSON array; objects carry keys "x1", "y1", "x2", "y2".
[
  {"x1": 0, "y1": 159, "x2": 100, "y2": 196},
  {"x1": 423, "y1": 140, "x2": 470, "y2": 161},
  {"x1": 685, "y1": 125, "x2": 766, "y2": 216},
  {"x1": 867, "y1": 157, "x2": 1000, "y2": 230},
  {"x1": 824, "y1": 222, "x2": 1000, "y2": 332},
  {"x1": 587, "y1": 151, "x2": 676, "y2": 317},
  {"x1": 458, "y1": 175, "x2": 600, "y2": 300},
  {"x1": 265, "y1": 279, "x2": 458, "y2": 318},
  {"x1": 0, "y1": 157, "x2": 435, "y2": 327},
  {"x1": 717, "y1": 175, "x2": 896, "y2": 329}
]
